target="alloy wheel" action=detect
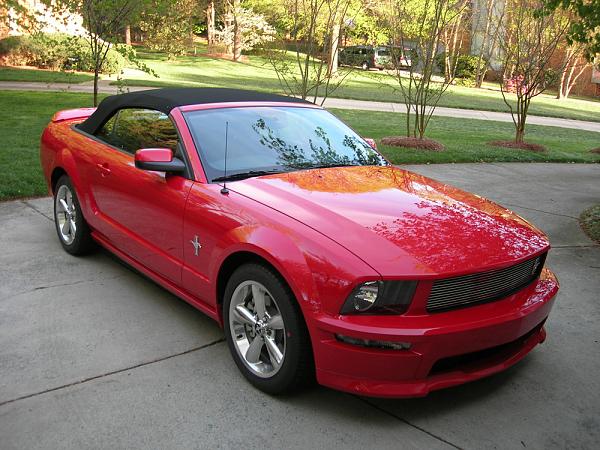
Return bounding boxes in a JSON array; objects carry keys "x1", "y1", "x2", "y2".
[
  {"x1": 55, "y1": 184, "x2": 77, "y2": 245},
  {"x1": 228, "y1": 280, "x2": 286, "y2": 378}
]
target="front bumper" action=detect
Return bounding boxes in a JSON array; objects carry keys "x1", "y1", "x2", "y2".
[{"x1": 311, "y1": 268, "x2": 559, "y2": 398}]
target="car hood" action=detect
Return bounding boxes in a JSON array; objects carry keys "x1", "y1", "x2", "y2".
[{"x1": 230, "y1": 166, "x2": 550, "y2": 278}]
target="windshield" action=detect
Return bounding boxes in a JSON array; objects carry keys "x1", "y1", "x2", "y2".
[{"x1": 184, "y1": 106, "x2": 386, "y2": 182}]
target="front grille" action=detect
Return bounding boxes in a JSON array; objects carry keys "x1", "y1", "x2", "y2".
[{"x1": 427, "y1": 253, "x2": 546, "y2": 313}]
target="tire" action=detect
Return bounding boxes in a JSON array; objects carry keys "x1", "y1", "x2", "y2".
[
  {"x1": 223, "y1": 263, "x2": 314, "y2": 395},
  {"x1": 53, "y1": 175, "x2": 95, "y2": 255},
  {"x1": 361, "y1": 61, "x2": 369, "y2": 70}
]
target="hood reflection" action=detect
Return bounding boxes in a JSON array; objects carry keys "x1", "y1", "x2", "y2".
[{"x1": 235, "y1": 166, "x2": 549, "y2": 276}]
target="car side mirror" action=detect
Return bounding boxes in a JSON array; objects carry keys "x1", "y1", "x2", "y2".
[
  {"x1": 363, "y1": 138, "x2": 377, "y2": 150},
  {"x1": 134, "y1": 148, "x2": 186, "y2": 174}
]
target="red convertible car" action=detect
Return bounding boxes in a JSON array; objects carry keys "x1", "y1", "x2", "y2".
[{"x1": 40, "y1": 88, "x2": 559, "y2": 398}]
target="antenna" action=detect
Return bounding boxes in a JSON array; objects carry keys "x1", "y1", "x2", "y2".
[{"x1": 220, "y1": 121, "x2": 229, "y2": 195}]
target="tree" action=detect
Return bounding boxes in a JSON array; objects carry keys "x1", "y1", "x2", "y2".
[
  {"x1": 139, "y1": 0, "x2": 197, "y2": 59},
  {"x1": 268, "y1": 0, "x2": 354, "y2": 104},
  {"x1": 471, "y1": 0, "x2": 506, "y2": 88},
  {"x1": 556, "y1": 41, "x2": 589, "y2": 99},
  {"x1": 206, "y1": 0, "x2": 216, "y2": 47},
  {"x1": 386, "y1": 0, "x2": 468, "y2": 139},
  {"x1": 48, "y1": 0, "x2": 149, "y2": 106},
  {"x1": 545, "y1": 3, "x2": 594, "y2": 100},
  {"x1": 542, "y1": 0, "x2": 600, "y2": 60},
  {"x1": 216, "y1": 3, "x2": 275, "y2": 61},
  {"x1": 343, "y1": 1, "x2": 391, "y2": 46},
  {"x1": 440, "y1": 0, "x2": 469, "y2": 83},
  {"x1": 1, "y1": 0, "x2": 41, "y2": 34},
  {"x1": 499, "y1": 0, "x2": 569, "y2": 143}
]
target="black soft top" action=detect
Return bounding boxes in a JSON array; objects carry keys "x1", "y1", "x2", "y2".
[{"x1": 77, "y1": 87, "x2": 311, "y2": 134}]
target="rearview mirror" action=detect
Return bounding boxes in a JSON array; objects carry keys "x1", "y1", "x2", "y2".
[
  {"x1": 363, "y1": 138, "x2": 377, "y2": 150},
  {"x1": 134, "y1": 148, "x2": 186, "y2": 174}
]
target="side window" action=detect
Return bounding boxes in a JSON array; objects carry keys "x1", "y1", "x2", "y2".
[
  {"x1": 95, "y1": 108, "x2": 180, "y2": 156},
  {"x1": 96, "y1": 114, "x2": 118, "y2": 145}
]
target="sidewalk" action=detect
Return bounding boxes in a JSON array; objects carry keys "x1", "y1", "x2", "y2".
[{"x1": 2, "y1": 80, "x2": 599, "y2": 133}]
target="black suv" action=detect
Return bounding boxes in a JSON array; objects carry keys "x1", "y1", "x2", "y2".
[{"x1": 338, "y1": 46, "x2": 412, "y2": 70}]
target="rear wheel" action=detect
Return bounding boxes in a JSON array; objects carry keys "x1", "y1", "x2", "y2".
[
  {"x1": 223, "y1": 263, "x2": 314, "y2": 395},
  {"x1": 53, "y1": 175, "x2": 94, "y2": 255}
]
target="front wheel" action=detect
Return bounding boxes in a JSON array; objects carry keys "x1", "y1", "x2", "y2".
[
  {"x1": 53, "y1": 175, "x2": 95, "y2": 255},
  {"x1": 223, "y1": 263, "x2": 314, "y2": 395}
]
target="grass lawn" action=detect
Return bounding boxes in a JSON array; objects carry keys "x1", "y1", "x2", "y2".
[
  {"x1": 331, "y1": 109, "x2": 600, "y2": 164},
  {"x1": 0, "y1": 67, "x2": 94, "y2": 83},
  {"x1": 116, "y1": 46, "x2": 600, "y2": 123},
  {"x1": 0, "y1": 90, "x2": 597, "y2": 201},
  {"x1": 0, "y1": 90, "x2": 103, "y2": 200}
]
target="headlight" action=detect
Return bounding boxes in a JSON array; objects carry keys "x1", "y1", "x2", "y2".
[{"x1": 340, "y1": 280, "x2": 417, "y2": 315}]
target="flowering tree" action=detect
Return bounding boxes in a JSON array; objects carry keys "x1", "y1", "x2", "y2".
[{"x1": 216, "y1": 4, "x2": 276, "y2": 60}]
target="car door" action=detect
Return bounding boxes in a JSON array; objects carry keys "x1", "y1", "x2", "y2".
[{"x1": 88, "y1": 108, "x2": 193, "y2": 284}]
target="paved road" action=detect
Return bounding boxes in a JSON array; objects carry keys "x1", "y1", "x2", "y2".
[
  {"x1": 1, "y1": 163, "x2": 598, "y2": 449},
  {"x1": 1, "y1": 80, "x2": 599, "y2": 133}
]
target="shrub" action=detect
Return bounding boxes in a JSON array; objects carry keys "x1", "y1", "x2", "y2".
[
  {"x1": 0, "y1": 35, "x2": 43, "y2": 66},
  {"x1": 0, "y1": 33, "x2": 126, "y2": 74},
  {"x1": 436, "y1": 52, "x2": 484, "y2": 83}
]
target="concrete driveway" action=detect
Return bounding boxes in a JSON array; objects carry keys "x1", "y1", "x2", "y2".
[{"x1": 1, "y1": 163, "x2": 598, "y2": 449}]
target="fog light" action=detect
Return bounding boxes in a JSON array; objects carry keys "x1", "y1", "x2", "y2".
[{"x1": 335, "y1": 334, "x2": 412, "y2": 350}]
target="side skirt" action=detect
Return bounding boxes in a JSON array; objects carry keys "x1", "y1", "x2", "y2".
[{"x1": 91, "y1": 230, "x2": 222, "y2": 326}]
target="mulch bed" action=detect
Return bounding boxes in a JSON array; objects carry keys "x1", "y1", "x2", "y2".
[
  {"x1": 488, "y1": 140, "x2": 546, "y2": 152},
  {"x1": 590, "y1": 147, "x2": 600, "y2": 154},
  {"x1": 380, "y1": 136, "x2": 445, "y2": 151}
]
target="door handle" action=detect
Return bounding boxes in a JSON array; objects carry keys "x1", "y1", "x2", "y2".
[{"x1": 96, "y1": 163, "x2": 111, "y2": 176}]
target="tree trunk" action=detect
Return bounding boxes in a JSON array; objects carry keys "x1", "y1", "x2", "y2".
[
  {"x1": 515, "y1": 97, "x2": 529, "y2": 143},
  {"x1": 474, "y1": 0, "x2": 492, "y2": 88},
  {"x1": 206, "y1": 1, "x2": 215, "y2": 47},
  {"x1": 515, "y1": 124, "x2": 525, "y2": 143},
  {"x1": 93, "y1": 69, "x2": 99, "y2": 107},
  {"x1": 232, "y1": 0, "x2": 242, "y2": 61},
  {"x1": 557, "y1": 46, "x2": 588, "y2": 100},
  {"x1": 327, "y1": 22, "x2": 340, "y2": 76},
  {"x1": 557, "y1": 49, "x2": 571, "y2": 99},
  {"x1": 125, "y1": 25, "x2": 131, "y2": 45}
]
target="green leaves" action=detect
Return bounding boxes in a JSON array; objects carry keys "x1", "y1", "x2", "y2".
[{"x1": 542, "y1": 0, "x2": 600, "y2": 60}]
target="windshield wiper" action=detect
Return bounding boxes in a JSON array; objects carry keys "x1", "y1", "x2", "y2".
[{"x1": 212, "y1": 170, "x2": 283, "y2": 182}]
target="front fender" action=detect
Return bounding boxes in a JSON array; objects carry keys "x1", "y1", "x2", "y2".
[
  {"x1": 213, "y1": 226, "x2": 322, "y2": 315},
  {"x1": 184, "y1": 184, "x2": 380, "y2": 324}
]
